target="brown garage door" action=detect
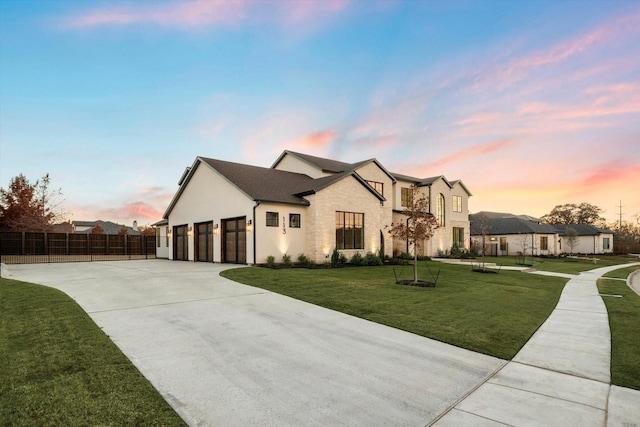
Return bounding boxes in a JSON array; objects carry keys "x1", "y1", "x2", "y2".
[
  {"x1": 173, "y1": 225, "x2": 189, "y2": 261},
  {"x1": 196, "y1": 221, "x2": 213, "y2": 262},
  {"x1": 223, "y1": 217, "x2": 246, "y2": 264}
]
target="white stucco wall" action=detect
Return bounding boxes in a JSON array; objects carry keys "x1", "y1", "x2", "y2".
[
  {"x1": 560, "y1": 234, "x2": 613, "y2": 254},
  {"x1": 254, "y1": 202, "x2": 308, "y2": 264},
  {"x1": 471, "y1": 233, "x2": 559, "y2": 256},
  {"x1": 167, "y1": 162, "x2": 255, "y2": 262},
  {"x1": 155, "y1": 225, "x2": 170, "y2": 259}
]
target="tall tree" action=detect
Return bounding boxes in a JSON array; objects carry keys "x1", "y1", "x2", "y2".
[
  {"x1": 386, "y1": 185, "x2": 438, "y2": 284},
  {"x1": 541, "y1": 203, "x2": 605, "y2": 225},
  {"x1": 0, "y1": 173, "x2": 65, "y2": 231}
]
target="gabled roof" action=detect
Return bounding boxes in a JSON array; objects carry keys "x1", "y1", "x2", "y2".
[
  {"x1": 552, "y1": 224, "x2": 613, "y2": 236},
  {"x1": 392, "y1": 172, "x2": 472, "y2": 196},
  {"x1": 271, "y1": 150, "x2": 352, "y2": 173},
  {"x1": 471, "y1": 211, "x2": 541, "y2": 222},
  {"x1": 163, "y1": 156, "x2": 385, "y2": 219},
  {"x1": 272, "y1": 150, "x2": 397, "y2": 183},
  {"x1": 470, "y1": 216, "x2": 557, "y2": 235}
]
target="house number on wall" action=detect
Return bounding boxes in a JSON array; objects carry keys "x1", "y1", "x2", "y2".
[{"x1": 282, "y1": 216, "x2": 286, "y2": 234}]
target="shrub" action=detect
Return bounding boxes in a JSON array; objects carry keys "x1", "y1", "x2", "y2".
[
  {"x1": 266, "y1": 255, "x2": 276, "y2": 268},
  {"x1": 398, "y1": 252, "x2": 412, "y2": 260},
  {"x1": 339, "y1": 253, "x2": 348, "y2": 264},
  {"x1": 297, "y1": 253, "x2": 309, "y2": 264},
  {"x1": 365, "y1": 252, "x2": 383, "y2": 266},
  {"x1": 350, "y1": 252, "x2": 364, "y2": 266},
  {"x1": 282, "y1": 253, "x2": 292, "y2": 266},
  {"x1": 331, "y1": 247, "x2": 341, "y2": 267}
]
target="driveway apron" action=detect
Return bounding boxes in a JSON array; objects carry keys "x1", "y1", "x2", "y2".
[{"x1": 6, "y1": 260, "x2": 503, "y2": 427}]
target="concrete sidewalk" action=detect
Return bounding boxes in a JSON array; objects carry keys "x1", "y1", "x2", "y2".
[{"x1": 433, "y1": 263, "x2": 640, "y2": 427}]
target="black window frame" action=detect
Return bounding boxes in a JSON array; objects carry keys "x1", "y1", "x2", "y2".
[
  {"x1": 289, "y1": 213, "x2": 301, "y2": 228},
  {"x1": 335, "y1": 211, "x2": 364, "y2": 250},
  {"x1": 401, "y1": 187, "x2": 413, "y2": 207},
  {"x1": 366, "y1": 180, "x2": 384, "y2": 196},
  {"x1": 266, "y1": 212, "x2": 279, "y2": 227}
]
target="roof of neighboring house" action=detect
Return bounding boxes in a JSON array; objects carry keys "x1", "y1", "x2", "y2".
[
  {"x1": 73, "y1": 220, "x2": 140, "y2": 235},
  {"x1": 470, "y1": 216, "x2": 557, "y2": 235},
  {"x1": 552, "y1": 224, "x2": 613, "y2": 236},
  {"x1": 471, "y1": 211, "x2": 542, "y2": 222}
]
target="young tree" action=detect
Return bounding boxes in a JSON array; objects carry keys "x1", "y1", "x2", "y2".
[
  {"x1": 472, "y1": 214, "x2": 492, "y2": 271},
  {"x1": 0, "y1": 173, "x2": 65, "y2": 231},
  {"x1": 117, "y1": 225, "x2": 129, "y2": 235},
  {"x1": 386, "y1": 185, "x2": 438, "y2": 284},
  {"x1": 91, "y1": 224, "x2": 105, "y2": 234},
  {"x1": 565, "y1": 227, "x2": 579, "y2": 254},
  {"x1": 515, "y1": 233, "x2": 537, "y2": 265},
  {"x1": 138, "y1": 225, "x2": 156, "y2": 236}
]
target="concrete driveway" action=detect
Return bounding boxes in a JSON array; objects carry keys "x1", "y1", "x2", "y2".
[{"x1": 5, "y1": 259, "x2": 504, "y2": 426}]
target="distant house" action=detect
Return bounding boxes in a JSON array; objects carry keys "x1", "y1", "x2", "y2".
[
  {"x1": 156, "y1": 150, "x2": 472, "y2": 264},
  {"x1": 470, "y1": 212, "x2": 558, "y2": 256},
  {"x1": 552, "y1": 224, "x2": 614, "y2": 254},
  {"x1": 72, "y1": 220, "x2": 141, "y2": 235},
  {"x1": 470, "y1": 211, "x2": 614, "y2": 255}
]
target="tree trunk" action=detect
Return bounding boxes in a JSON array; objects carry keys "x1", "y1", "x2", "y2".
[{"x1": 413, "y1": 247, "x2": 418, "y2": 283}]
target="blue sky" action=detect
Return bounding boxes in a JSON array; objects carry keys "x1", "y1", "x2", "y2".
[{"x1": 1, "y1": 0, "x2": 639, "y2": 226}]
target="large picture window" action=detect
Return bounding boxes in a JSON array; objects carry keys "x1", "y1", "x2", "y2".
[
  {"x1": 266, "y1": 212, "x2": 279, "y2": 227},
  {"x1": 401, "y1": 187, "x2": 413, "y2": 207},
  {"x1": 335, "y1": 211, "x2": 364, "y2": 250}
]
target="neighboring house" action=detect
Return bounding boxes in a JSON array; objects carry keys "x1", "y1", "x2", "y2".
[
  {"x1": 470, "y1": 212, "x2": 614, "y2": 255},
  {"x1": 158, "y1": 150, "x2": 471, "y2": 264},
  {"x1": 72, "y1": 220, "x2": 141, "y2": 235},
  {"x1": 470, "y1": 212, "x2": 558, "y2": 256},
  {"x1": 553, "y1": 224, "x2": 614, "y2": 254}
]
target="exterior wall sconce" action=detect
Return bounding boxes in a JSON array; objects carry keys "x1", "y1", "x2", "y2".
[
  {"x1": 167, "y1": 228, "x2": 172, "y2": 236},
  {"x1": 490, "y1": 237, "x2": 497, "y2": 241},
  {"x1": 213, "y1": 223, "x2": 219, "y2": 234},
  {"x1": 247, "y1": 220, "x2": 252, "y2": 225},
  {"x1": 187, "y1": 226, "x2": 193, "y2": 237}
]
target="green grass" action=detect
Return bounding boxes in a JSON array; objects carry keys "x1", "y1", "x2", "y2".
[
  {"x1": 598, "y1": 268, "x2": 640, "y2": 391},
  {"x1": 476, "y1": 255, "x2": 633, "y2": 275},
  {"x1": 0, "y1": 278, "x2": 187, "y2": 427},
  {"x1": 221, "y1": 262, "x2": 567, "y2": 360},
  {"x1": 603, "y1": 265, "x2": 640, "y2": 279}
]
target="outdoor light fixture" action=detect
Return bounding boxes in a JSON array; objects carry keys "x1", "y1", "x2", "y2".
[{"x1": 247, "y1": 220, "x2": 252, "y2": 225}]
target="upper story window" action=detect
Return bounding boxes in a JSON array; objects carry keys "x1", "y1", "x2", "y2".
[
  {"x1": 437, "y1": 193, "x2": 445, "y2": 226},
  {"x1": 266, "y1": 212, "x2": 279, "y2": 227},
  {"x1": 401, "y1": 187, "x2": 413, "y2": 207},
  {"x1": 366, "y1": 180, "x2": 383, "y2": 196},
  {"x1": 289, "y1": 213, "x2": 301, "y2": 228},
  {"x1": 453, "y1": 195, "x2": 462, "y2": 213}
]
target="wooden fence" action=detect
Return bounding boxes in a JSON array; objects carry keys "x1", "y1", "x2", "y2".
[{"x1": 0, "y1": 232, "x2": 156, "y2": 264}]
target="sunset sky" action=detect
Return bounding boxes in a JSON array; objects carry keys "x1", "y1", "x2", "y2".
[{"x1": 1, "y1": 0, "x2": 639, "y2": 227}]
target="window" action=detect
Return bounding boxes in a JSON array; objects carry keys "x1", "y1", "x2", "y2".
[
  {"x1": 540, "y1": 236, "x2": 548, "y2": 251},
  {"x1": 603, "y1": 237, "x2": 610, "y2": 250},
  {"x1": 453, "y1": 227, "x2": 464, "y2": 247},
  {"x1": 289, "y1": 213, "x2": 301, "y2": 228},
  {"x1": 366, "y1": 180, "x2": 383, "y2": 196},
  {"x1": 453, "y1": 195, "x2": 462, "y2": 213},
  {"x1": 401, "y1": 187, "x2": 413, "y2": 207},
  {"x1": 500, "y1": 237, "x2": 507, "y2": 251},
  {"x1": 335, "y1": 211, "x2": 364, "y2": 250},
  {"x1": 266, "y1": 212, "x2": 279, "y2": 227},
  {"x1": 156, "y1": 228, "x2": 161, "y2": 247},
  {"x1": 437, "y1": 194, "x2": 445, "y2": 226}
]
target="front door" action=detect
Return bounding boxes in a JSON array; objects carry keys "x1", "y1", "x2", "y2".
[
  {"x1": 223, "y1": 217, "x2": 246, "y2": 264},
  {"x1": 173, "y1": 225, "x2": 188, "y2": 261},
  {"x1": 196, "y1": 221, "x2": 213, "y2": 262}
]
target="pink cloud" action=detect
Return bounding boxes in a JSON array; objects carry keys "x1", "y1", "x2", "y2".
[
  {"x1": 62, "y1": 0, "x2": 354, "y2": 31},
  {"x1": 296, "y1": 129, "x2": 338, "y2": 148},
  {"x1": 426, "y1": 138, "x2": 514, "y2": 169}
]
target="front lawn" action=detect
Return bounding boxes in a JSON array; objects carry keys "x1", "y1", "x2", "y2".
[
  {"x1": 221, "y1": 262, "x2": 567, "y2": 360},
  {"x1": 0, "y1": 278, "x2": 186, "y2": 426},
  {"x1": 598, "y1": 268, "x2": 640, "y2": 391}
]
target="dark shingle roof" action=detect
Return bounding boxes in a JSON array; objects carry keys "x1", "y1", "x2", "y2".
[
  {"x1": 552, "y1": 224, "x2": 612, "y2": 236},
  {"x1": 73, "y1": 220, "x2": 140, "y2": 235},
  {"x1": 470, "y1": 216, "x2": 557, "y2": 235},
  {"x1": 200, "y1": 157, "x2": 315, "y2": 206},
  {"x1": 273, "y1": 150, "x2": 353, "y2": 173}
]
